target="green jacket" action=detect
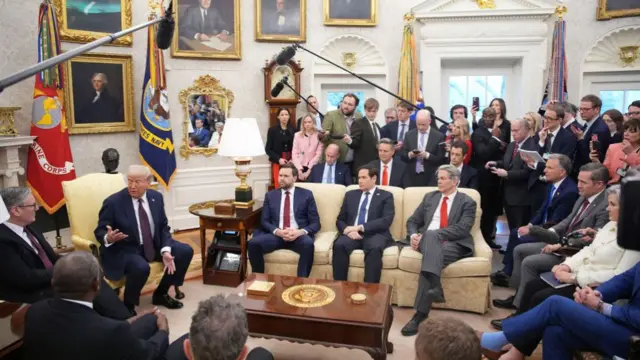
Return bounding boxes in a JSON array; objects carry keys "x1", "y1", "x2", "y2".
[{"x1": 321, "y1": 109, "x2": 362, "y2": 162}]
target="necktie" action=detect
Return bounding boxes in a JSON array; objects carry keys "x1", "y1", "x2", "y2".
[
  {"x1": 283, "y1": 191, "x2": 291, "y2": 228},
  {"x1": 138, "y1": 199, "x2": 155, "y2": 261},
  {"x1": 567, "y1": 199, "x2": 590, "y2": 233},
  {"x1": 542, "y1": 185, "x2": 556, "y2": 223},
  {"x1": 372, "y1": 122, "x2": 379, "y2": 142},
  {"x1": 382, "y1": 165, "x2": 389, "y2": 186},
  {"x1": 440, "y1": 196, "x2": 449, "y2": 229},
  {"x1": 197, "y1": 128, "x2": 201, "y2": 135},
  {"x1": 399, "y1": 123, "x2": 406, "y2": 141},
  {"x1": 201, "y1": 10, "x2": 207, "y2": 32},
  {"x1": 357, "y1": 192, "x2": 370, "y2": 225},
  {"x1": 546, "y1": 133, "x2": 554, "y2": 153},
  {"x1": 512, "y1": 142, "x2": 519, "y2": 161},
  {"x1": 327, "y1": 164, "x2": 334, "y2": 184},
  {"x1": 416, "y1": 132, "x2": 425, "y2": 173},
  {"x1": 25, "y1": 230, "x2": 53, "y2": 270}
]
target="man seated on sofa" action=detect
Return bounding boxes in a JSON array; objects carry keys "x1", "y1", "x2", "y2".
[
  {"x1": 248, "y1": 163, "x2": 320, "y2": 278},
  {"x1": 332, "y1": 165, "x2": 394, "y2": 284},
  {"x1": 309, "y1": 144, "x2": 353, "y2": 186},
  {"x1": 400, "y1": 164, "x2": 477, "y2": 336}
]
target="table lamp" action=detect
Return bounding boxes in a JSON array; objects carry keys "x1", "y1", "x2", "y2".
[{"x1": 217, "y1": 118, "x2": 266, "y2": 208}]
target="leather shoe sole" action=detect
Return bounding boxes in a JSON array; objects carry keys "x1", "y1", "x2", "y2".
[
  {"x1": 400, "y1": 321, "x2": 419, "y2": 336},
  {"x1": 152, "y1": 295, "x2": 184, "y2": 309},
  {"x1": 490, "y1": 318, "x2": 504, "y2": 330},
  {"x1": 492, "y1": 297, "x2": 517, "y2": 310}
]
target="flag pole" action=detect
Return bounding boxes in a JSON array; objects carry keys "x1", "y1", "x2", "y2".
[{"x1": 54, "y1": 210, "x2": 64, "y2": 249}]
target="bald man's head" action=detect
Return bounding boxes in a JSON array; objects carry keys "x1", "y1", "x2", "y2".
[
  {"x1": 416, "y1": 109, "x2": 432, "y2": 133},
  {"x1": 52, "y1": 252, "x2": 102, "y2": 301}
]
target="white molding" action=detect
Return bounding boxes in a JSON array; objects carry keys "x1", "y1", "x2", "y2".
[
  {"x1": 583, "y1": 26, "x2": 640, "y2": 73},
  {"x1": 413, "y1": 0, "x2": 555, "y2": 22},
  {"x1": 162, "y1": 164, "x2": 271, "y2": 231}
]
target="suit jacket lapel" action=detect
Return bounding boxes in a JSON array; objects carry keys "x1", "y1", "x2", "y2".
[
  {"x1": 425, "y1": 193, "x2": 441, "y2": 226},
  {"x1": 367, "y1": 188, "x2": 381, "y2": 218},
  {"x1": 273, "y1": 190, "x2": 282, "y2": 221},
  {"x1": 449, "y1": 194, "x2": 463, "y2": 222},
  {"x1": 124, "y1": 192, "x2": 140, "y2": 243}
]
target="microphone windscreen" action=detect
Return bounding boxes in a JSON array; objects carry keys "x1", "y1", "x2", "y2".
[
  {"x1": 276, "y1": 46, "x2": 296, "y2": 66},
  {"x1": 156, "y1": 7, "x2": 175, "y2": 50},
  {"x1": 270, "y1": 82, "x2": 285, "y2": 97}
]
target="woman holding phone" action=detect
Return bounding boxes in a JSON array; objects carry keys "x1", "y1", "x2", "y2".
[
  {"x1": 444, "y1": 118, "x2": 473, "y2": 164},
  {"x1": 590, "y1": 118, "x2": 640, "y2": 184}
]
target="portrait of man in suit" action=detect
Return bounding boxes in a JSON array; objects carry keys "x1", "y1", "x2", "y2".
[
  {"x1": 328, "y1": 0, "x2": 372, "y2": 19},
  {"x1": 259, "y1": 0, "x2": 301, "y2": 36},
  {"x1": 400, "y1": 164, "x2": 476, "y2": 336},
  {"x1": 73, "y1": 70, "x2": 124, "y2": 124},
  {"x1": 176, "y1": 0, "x2": 237, "y2": 55},
  {"x1": 65, "y1": 0, "x2": 123, "y2": 33},
  {"x1": 248, "y1": 163, "x2": 320, "y2": 278}
]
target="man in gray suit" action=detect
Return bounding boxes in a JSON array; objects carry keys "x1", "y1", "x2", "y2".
[
  {"x1": 401, "y1": 110, "x2": 446, "y2": 187},
  {"x1": 490, "y1": 163, "x2": 610, "y2": 328},
  {"x1": 400, "y1": 164, "x2": 476, "y2": 336}
]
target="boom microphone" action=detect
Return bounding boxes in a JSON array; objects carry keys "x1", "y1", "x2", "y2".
[
  {"x1": 270, "y1": 80, "x2": 285, "y2": 98},
  {"x1": 155, "y1": 2, "x2": 175, "y2": 50},
  {"x1": 275, "y1": 46, "x2": 297, "y2": 66}
]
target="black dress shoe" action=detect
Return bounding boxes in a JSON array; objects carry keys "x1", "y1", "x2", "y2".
[
  {"x1": 152, "y1": 294, "x2": 184, "y2": 309},
  {"x1": 427, "y1": 287, "x2": 445, "y2": 303},
  {"x1": 401, "y1": 312, "x2": 427, "y2": 336},
  {"x1": 174, "y1": 286, "x2": 185, "y2": 300},
  {"x1": 124, "y1": 303, "x2": 137, "y2": 317},
  {"x1": 490, "y1": 271, "x2": 510, "y2": 288},
  {"x1": 487, "y1": 241, "x2": 501, "y2": 250},
  {"x1": 492, "y1": 296, "x2": 517, "y2": 310},
  {"x1": 490, "y1": 314, "x2": 515, "y2": 330}
]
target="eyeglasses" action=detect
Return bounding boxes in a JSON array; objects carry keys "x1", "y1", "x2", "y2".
[
  {"x1": 579, "y1": 107, "x2": 594, "y2": 112},
  {"x1": 18, "y1": 203, "x2": 39, "y2": 210},
  {"x1": 543, "y1": 116, "x2": 558, "y2": 121}
]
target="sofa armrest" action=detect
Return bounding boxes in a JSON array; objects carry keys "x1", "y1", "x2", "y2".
[{"x1": 71, "y1": 235, "x2": 97, "y2": 254}]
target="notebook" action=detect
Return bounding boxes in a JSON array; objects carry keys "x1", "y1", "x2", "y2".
[{"x1": 540, "y1": 271, "x2": 573, "y2": 289}]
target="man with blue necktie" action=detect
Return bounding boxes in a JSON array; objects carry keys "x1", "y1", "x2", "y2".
[
  {"x1": 248, "y1": 163, "x2": 320, "y2": 278},
  {"x1": 490, "y1": 154, "x2": 578, "y2": 288},
  {"x1": 332, "y1": 165, "x2": 395, "y2": 283},
  {"x1": 192, "y1": 119, "x2": 211, "y2": 146},
  {"x1": 309, "y1": 144, "x2": 352, "y2": 186}
]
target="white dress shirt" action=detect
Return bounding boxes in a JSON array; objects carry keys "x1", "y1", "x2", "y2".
[
  {"x1": 367, "y1": 118, "x2": 380, "y2": 140},
  {"x1": 380, "y1": 160, "x2": 393, "y2": 185},
  {"x1": 5, "y1": 221, "x2": 36, "y2": 251},
  {"x1": 354, "y1": 186, "x2": 377, "y2": 226},
  {"x1": 92, "y1": 91, "x2": 101, "y2": 103},
  {"x1": 427, "y1": 192, "x2": 457, "y2": 230},
  {"x1": 277, "y1": 187, "x2": 300, "y2": 231},
  {"x1": 62, "y1": 299, "x2": 93, "y2": 309},
  {"x1": 313, "y1": 113, "x2": 322, "y2": 130},
  {"x1": 104, "y1": 192, "x2": 171, "y2": 255}
]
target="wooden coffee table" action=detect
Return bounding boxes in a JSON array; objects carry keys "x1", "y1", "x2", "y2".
[{"x1": 230, "y1": 273, "x2": 394, "y2": 360}]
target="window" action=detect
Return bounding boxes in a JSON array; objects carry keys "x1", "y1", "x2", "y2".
[
  {"x1": 448, "y1": 75, "x2": 506, "y2": 113},
  {"x1": 599, "y1": 90, "x2": 640, "y2": 112},
  {"x1": 326, "y1": 91, "x2": 365, "y2": 115}
]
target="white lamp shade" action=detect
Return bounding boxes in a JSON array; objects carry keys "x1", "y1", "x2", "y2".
[{"x1": 217, "y1": 118, "x2": 266, "y2": 158}]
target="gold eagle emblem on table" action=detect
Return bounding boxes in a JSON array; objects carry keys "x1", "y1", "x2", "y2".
[{"x1": 282, "y1": 285, "x2": 336, "y2": 308}]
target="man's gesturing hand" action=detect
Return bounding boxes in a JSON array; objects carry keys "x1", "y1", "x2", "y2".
[
  {"x1": 106, "y1": 225, "x2": 128, "y2": 244},
  {"x1": 162, "y1": 252, "x2": 176, "y2": 275}
]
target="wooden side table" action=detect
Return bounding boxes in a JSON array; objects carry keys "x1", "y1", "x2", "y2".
[{"x1": 189, "y1": 200, "x2": 263, "y2": 287}]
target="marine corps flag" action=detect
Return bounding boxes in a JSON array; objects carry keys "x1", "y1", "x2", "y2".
[
  {"x1": 139, "y1": 17, "x2": 176, "y2": 189},
  {"x1": 26, "y1": 1, "x2": 76, "y2": 214}
]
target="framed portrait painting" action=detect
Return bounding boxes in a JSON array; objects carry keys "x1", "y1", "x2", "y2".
[
  {"x1": 64, "y1": 53, "x2": 135, "y2": 134},
  {"x1": 597, "y1": 0, "x2": 640, "y2": 20},
  {"x1": 53, "y1": 0, "x2": 133, "y2": 46},
  {"x1": 171, "y1": 0, "x2": 242, "y2": 60},
  {"x1": 255, "y1": 0, "x2": 306, "y2": 42},
  {"x1": 324, "y1": 0, "x2": 377, "y2": 26}
]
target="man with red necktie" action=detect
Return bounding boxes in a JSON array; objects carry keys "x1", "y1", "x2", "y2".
[
  {"x1": 0, "y1": 187, "x2": 132, "y2": 320},
  {"x1": 367, "y1": 138, "x2": 408, "y2": 188},
  {"x1": 400, "y1": 164, "x2": 477, "y2": 336},
  {"x1": 248, "y1": 163, "x2": 320, "y2": 278}
]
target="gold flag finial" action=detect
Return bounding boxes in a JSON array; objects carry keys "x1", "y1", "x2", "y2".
[
  {"x1": 403, "y1": 13, "x2": 415, "y2": 23},
  {"x1": 555, "y1": 5, "x2": 568, "y2": 19}
]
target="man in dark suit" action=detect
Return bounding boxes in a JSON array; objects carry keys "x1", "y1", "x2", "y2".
[
  {"x1": 179, "y1": 0, "x2": 230, "y2": 44},
  {"x1": 486, "y1": 118, "x2": 538, "y2": 230},
  {"x1": 0, "y1": 187, "x2": 131, "y2": 320},
  {"x1": 329, "y1": 0, "x2": 371, "y2": 19},
  {"x1": 165, "y1": 295, "x2": 274, "y2": 360},
  {"x1": 572, "y1": 94, "x2": 612, "y2": 177},
  {"x1": 402, "y1": 109, "x2": 446, "y2": 187},
  {"x1": 400, "y1": 165, "x2": 476, "y2": 336},
  {"x1": 490, "y1": 154, "x2": 579, "y2": 287},
  {"x1": 95, "y1": 165, "x2": 194, "y2": 314},
  {"x1": 429, "y1": 140, "x2": 477, "y2": 190},
  {"x1": 349, "y1": 98, "x2": 382, "y2": 171},
  {"x1": 470, "y1": 107, "x2": 507, "y2": 248},
  {"x1": 261, "y1": 0, "x2": 300, "y2": 35},
  {"x1": 248, "y1": 163, "x2": 320, "y2": 278},
  {"x1": 23, "y1": 252, "x2": 170, "y2": 360},
  {"x1": 332, "y1": 165, "x2": 394, "y2": 283},
  {"x1": 309, "y1": 144, "x2": 353, "y2": 186},
  {"x1": 368, "y1": 138, "x2": 407, "y2": 188},
  {"x1": 536, "y1": 104, "x2": 576, "y2": 159},
  {"x1": 380, "y1": 103, "x2": 416, "y2": 153},
  {"x1": 296, "y1": 95, "x2": 324, "y2": 131},
  {"x1": 192, "y1": 118, "x2": 211, "y2": 146}
]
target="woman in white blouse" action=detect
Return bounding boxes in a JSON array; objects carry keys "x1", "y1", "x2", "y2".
[
  {"x1": 518, "y1": 184, "x2": 640, "y2": 313},
  {"x1": 208, "y1": 122, "x2": 224, "y2": 148},
  {"x1": 291, "y1": 114, "x2": 323, "y2": 181}
]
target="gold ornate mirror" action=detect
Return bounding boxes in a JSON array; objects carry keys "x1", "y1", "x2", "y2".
[{"x1": 179, "y1": 75, "x2": 234, "y2": 159}]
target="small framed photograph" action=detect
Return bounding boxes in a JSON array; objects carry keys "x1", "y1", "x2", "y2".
[
  {"x1": 324, "y1": 0, "x2": 377, "y2": 27},
  {"x1": 64, "y1": 53, "x2": 135, "y2": 134}
]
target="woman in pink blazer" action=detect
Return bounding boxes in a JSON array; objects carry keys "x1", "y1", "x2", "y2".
[
  {"x1": 591, "y1": 118, "x2": 640, "y2": 184},
  {"x1": 291, "y1": 114, "x2": 324, "y2": 181}
]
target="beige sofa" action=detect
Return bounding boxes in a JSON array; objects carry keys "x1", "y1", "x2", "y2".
[{"x1": 249, "y1": 183, "x2": 493, "y2": 314}]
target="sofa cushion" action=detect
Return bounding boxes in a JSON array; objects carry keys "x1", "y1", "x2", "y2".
[
  {"x1": 329, "y1": 244, "x2": 399, "y2": 269},
  {"x1": 296, "y1": 183, "x2": 345, "y2": 233},
  {"x1": 263, "y1": 231, "x2": 336, "y2": 265},
  {"x1": 346, "y1": 185, "x2": 404, "y2": 241},
  {"x1": 397, "y1": 247, "x2": 491, "y2": 277}
]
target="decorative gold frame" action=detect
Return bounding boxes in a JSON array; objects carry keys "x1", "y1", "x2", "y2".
[
  {"x1": 323, "y1": 0, "x2": 377, "y2": 27},
  {"x1": 53, "y1": 0, "x2": 133, "y2": 46},
  {"x1": 0, "y1": 107, "x2": 20, "y2": 136},
  {"x1": 64, "y1": 53, "x2": 135, "y2": 134},
  {"x1": 179, "y1": 75, "x2": 235, "y2": 159},
  {"x1": 255, "y1": 0, "x2": 306, "y2": 42},
  {"x1": 171, "y1": 0, "x2": 242, "y2": 60},
  {"x1": 597, "y1": 0, "x2": 640, "y2": 20}
]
